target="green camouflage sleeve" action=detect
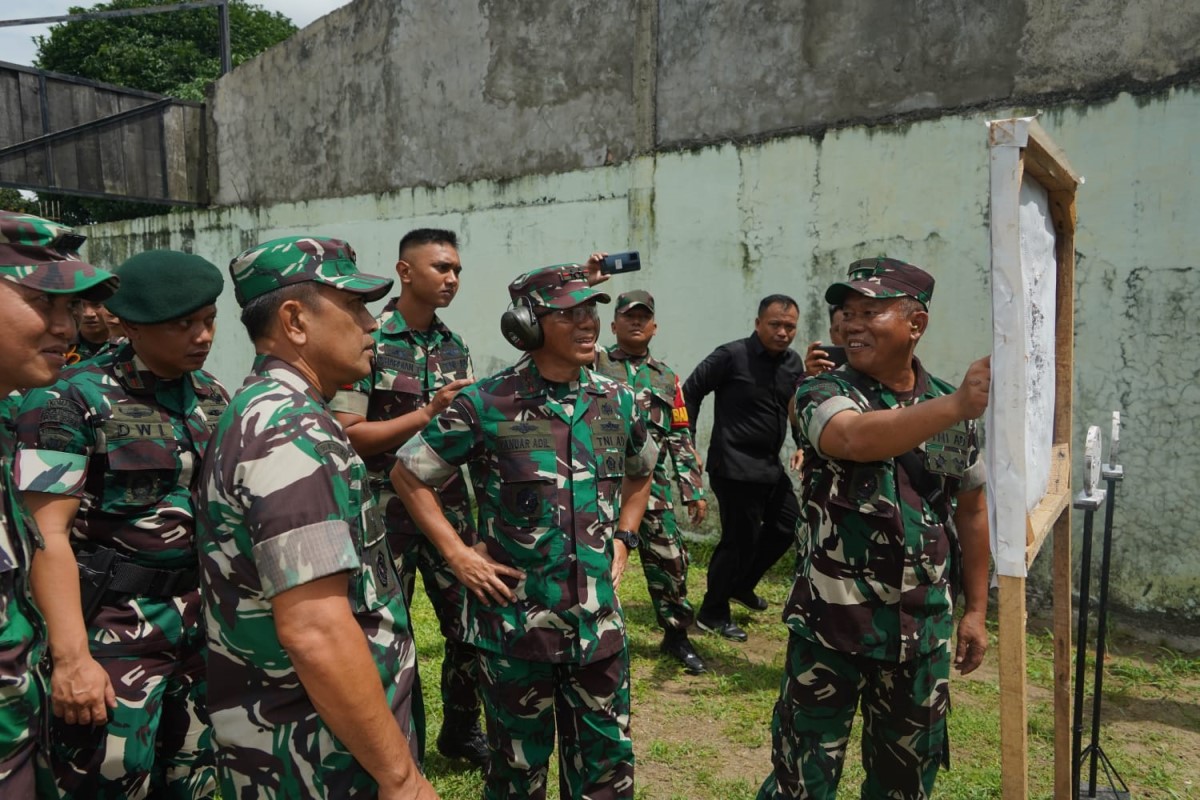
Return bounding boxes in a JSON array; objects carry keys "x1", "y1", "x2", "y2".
[
  {"x1": 12, "y1": 383, "x2": 93, "y2": 496},
  {"x1": 396, "y1": 394, "x2": 482, "y2": 487},
  {"x1": 620, "y1": 387, "x2": 658, "y2": 478},
  {"x1": 328, "y1": 385, "x2": 369, "y2": 417},
  {"x1": 958, "y1": 418, "x2": 986, "y2": 493},
  {"x1": 235, "y1": 411, "x2": 361, "y2": 598},
  {"x1": 328, "y1": 360, "x2": 373, "y2": 417},
  {"x1": 796, "y1": 376, "x2": 864, "y2": 459},
  {"x1": 666, "y1": 426, "x2": 704, "y2": 502}
]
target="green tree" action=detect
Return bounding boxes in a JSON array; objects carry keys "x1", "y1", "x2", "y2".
[
  {"x1": 32, "y1": 0, "x2": 297, "y2": 224},
  {"x1": 0, "y1": 188, "x2": 38, "y2": 214}
]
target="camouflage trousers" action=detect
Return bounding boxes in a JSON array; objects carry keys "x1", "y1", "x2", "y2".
[
  {"x1": 0, "y1": 742, "x2": 56, "y2": 799},
  {"x1": 757, "y1": 634, "x2": 950, "y2": 800},
  {"x1": 634, "y1": 508, "x2": 695, "y2": 632},
  {"x1": 477, "y1": 648, "x2": 634, "y2": 800},
  {"x1": 50, "y1": 644, "x2": 215, "y2": 800},
  {"x1": 395, "y1": 533, "x2": 481, "y2": 716}
]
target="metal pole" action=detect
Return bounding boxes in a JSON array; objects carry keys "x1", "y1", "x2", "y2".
[
  {"x1": 1072, "y1": 503, "x2": 1097, "y2": 799},
  {"x1": 1073, "y1": 426, "x2": 1106, "y2": 800},
  {"x1": 217, "y1": 0, "x2": 232, "y2": 75},
  {"x1": 1087, "y1": 481, "x2": 1118, "y2": 793},
  {"x1": 0, "y1": 1, "x2": 225, "y2": 28}
]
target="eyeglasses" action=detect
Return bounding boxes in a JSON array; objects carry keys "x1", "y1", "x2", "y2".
[{"x1": 538, "y1": 304, "x2": 599, "y2": 324}]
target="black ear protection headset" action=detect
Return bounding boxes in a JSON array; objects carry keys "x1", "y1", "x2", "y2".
[{"x1": 500, "y1": 295, "x2": 543, "y2": 351}]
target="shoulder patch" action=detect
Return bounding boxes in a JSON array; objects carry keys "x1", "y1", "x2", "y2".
[
  {"x1": 314, "y1": 440, "x2": 354, "y2": 462},
  {"x1": 41, "y1": 398, "x2": 84, "y2": 427}
]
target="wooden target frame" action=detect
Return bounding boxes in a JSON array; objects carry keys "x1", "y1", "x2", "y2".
[{"x1": 986, "y1": 116, "x2": 1082, "y2": 800}]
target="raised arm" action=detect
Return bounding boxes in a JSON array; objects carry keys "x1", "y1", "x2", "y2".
[
  {"x1": 333, "y1": 377, "x2": 472, "y2": 458},
  {"x1": 817, "y1": 357, "x2": 990, "y2": 463}
]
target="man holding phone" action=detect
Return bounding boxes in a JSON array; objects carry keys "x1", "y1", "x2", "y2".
[{"x1": 804, "y1": 258, "x2": 878, "y2": 377}]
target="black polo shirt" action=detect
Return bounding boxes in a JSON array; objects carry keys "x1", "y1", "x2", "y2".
[{"x1": 682, "y1": 334, "x2": 805, "y2": 483}]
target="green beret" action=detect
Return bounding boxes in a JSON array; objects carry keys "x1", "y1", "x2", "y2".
[{"x1": 106, "y1": 250, "x2": 224, "y2": 324}]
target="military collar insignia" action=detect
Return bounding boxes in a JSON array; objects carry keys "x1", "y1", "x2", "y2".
[
  {"x1": 606, "y1": 346, "x2": 656, "y2": 367},
  {"x1": 580, "y1": 367, "x2": 609, "y2": 396},
  {"x1": 380, "y1": 304, "x2": 453, "y2": 338}
]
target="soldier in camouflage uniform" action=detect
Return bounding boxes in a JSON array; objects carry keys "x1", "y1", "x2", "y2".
[
  {"x1": 758, "y1": 258, "x2": 992, "y2": 800},
  {"x1": 0, "y1": 211, "x2": 118, "y2": 798},
  {"x1": 64, "y1": 299, "x2": 113, "y2": 366},
  {"x1": 196, "y1": 236, "x2": 436, "y2": 799},
  {"x1": 330, "y1": 228, "x2": 485, "y2": 766},
  {"x1": 15, "y1": 249, "x2": 227, "y2": 799},
  {"x1": 593, "y1": 289, "x2": 709, "y2": 674},
  {"x1": 392, "y1": 263, "x2": 658, "y2": 800}
]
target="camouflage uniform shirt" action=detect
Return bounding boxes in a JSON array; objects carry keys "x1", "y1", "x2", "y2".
[
  {"x1": 594, "y1": 346, "x2": 703, "y2": 511},
  {"x1": 13, "y1": 342, "x2": 228, "y2": 654},
  {"x1": 0, "y1": 424, "x2": 47, "y2": 777},
  {"x1": 397, "y1": 359, "x2": 658, "y2": 664},
  {"x1": 330, "y1": 300, "x2": 475, "y2": 544},
  {"x1": 787, "y1": 359, "x2": 985, "y2": 662},
  {"x1": 197, "y1": 355, "x2": 415, "y2": 797}
]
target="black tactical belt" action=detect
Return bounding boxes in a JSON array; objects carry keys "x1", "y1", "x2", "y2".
[{"x1": 77, "y1": 547, "x2": 199, "y2": 597}]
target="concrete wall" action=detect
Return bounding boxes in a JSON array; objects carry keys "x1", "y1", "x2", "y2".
[
  {"x1": 209, "y1": 0, "x2": 1200, "y2": 206},
  {"x1": 85, "y1": 86, "x2": 1200, "y2": 620}
]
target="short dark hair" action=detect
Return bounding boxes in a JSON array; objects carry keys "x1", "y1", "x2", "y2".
[
  {"x1": 827, "y1": 303, "x2": 839, "y2": 321},
  {"x1": 240, "y1": 282, "x2": 320, "y2": 341},
  {"x1": 399, "y1": 228, "x2": 458, "y2": 260},
  {"x1": 758, "y1": 294, "x2": 798, "y2": 317}
]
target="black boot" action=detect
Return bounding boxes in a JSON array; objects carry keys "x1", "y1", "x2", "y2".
[
  {"x1": 661, "y1": 629, "x2": 707, "y2": 674},
  {"x1": 436, "y1": 708, "x2": 488, "y2": 769}
]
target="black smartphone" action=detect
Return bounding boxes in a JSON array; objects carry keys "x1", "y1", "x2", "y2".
[
  {"x1": 822, "y1": 345, "x2": 847, "y2": 368},
  {"x1": 601, "y1": 251, "x2": 641, "y2": 275}
]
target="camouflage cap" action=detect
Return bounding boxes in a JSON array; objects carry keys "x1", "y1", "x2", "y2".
[
  {"x1": 825, "y1": 256, "x2": 935, "y2": 309},
  {"x1": 106, "y1": 250, "x2": 224, "y2": 324},
  {"x1": 508, "y1": 264, "x2": 611, "y2": 309},
  {"x1": 0, "y1": 211, "x2": 118, "y2": 300},
  {"x1": 615, "y1": 289, "x2": 654, "y2": 315},
  {"x1": 229, "y1": 236, "x2": 393, "y2": 308}
]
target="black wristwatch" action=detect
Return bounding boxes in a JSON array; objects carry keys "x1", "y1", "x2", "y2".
[{"x1": 614, "y1": 528, "x2": 640, "y2": 549}]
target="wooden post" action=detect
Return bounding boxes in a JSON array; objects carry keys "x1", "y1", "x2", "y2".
[{"x1": 1000, "y1": 574, "x2": 1030, "y2": 800}]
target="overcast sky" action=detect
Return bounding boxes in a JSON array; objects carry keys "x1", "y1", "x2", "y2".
[{"x1": 0, "y1": 1, "x2": 352, "y2": 68}]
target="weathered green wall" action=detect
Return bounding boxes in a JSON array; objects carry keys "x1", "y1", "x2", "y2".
[{"x1": 84, "y1": 86, "x2": 1199, "y2": 620}]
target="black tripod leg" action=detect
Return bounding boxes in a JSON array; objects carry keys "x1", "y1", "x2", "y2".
[
  {"x1": 1073, "y1": 506, "x2": 1097, "y2": 799},
  {"x1": 1087, "y1": 478, "x2": 1119, "y2": 795}
]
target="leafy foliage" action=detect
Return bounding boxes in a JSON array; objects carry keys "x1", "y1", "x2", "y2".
[
  {"x1": 0, "y1": 188, "x2": 38, "y2": 214},
  {"x1": 35, "y1": 0, "x2": 296, "y2": 101}
]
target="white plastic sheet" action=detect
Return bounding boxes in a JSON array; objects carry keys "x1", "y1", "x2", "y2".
[{"x1": 986, "y1": 116, "x2": 1058, "y2": 578}]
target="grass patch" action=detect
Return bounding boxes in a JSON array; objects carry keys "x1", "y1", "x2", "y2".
[{"x1": 409, "y1": 543, "x2": 1200, "y2": 799}]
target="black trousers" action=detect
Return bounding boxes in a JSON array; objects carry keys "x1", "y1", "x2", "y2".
[{"x1": 700, "y1": 471, "x2": 800, "y2": 621}]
